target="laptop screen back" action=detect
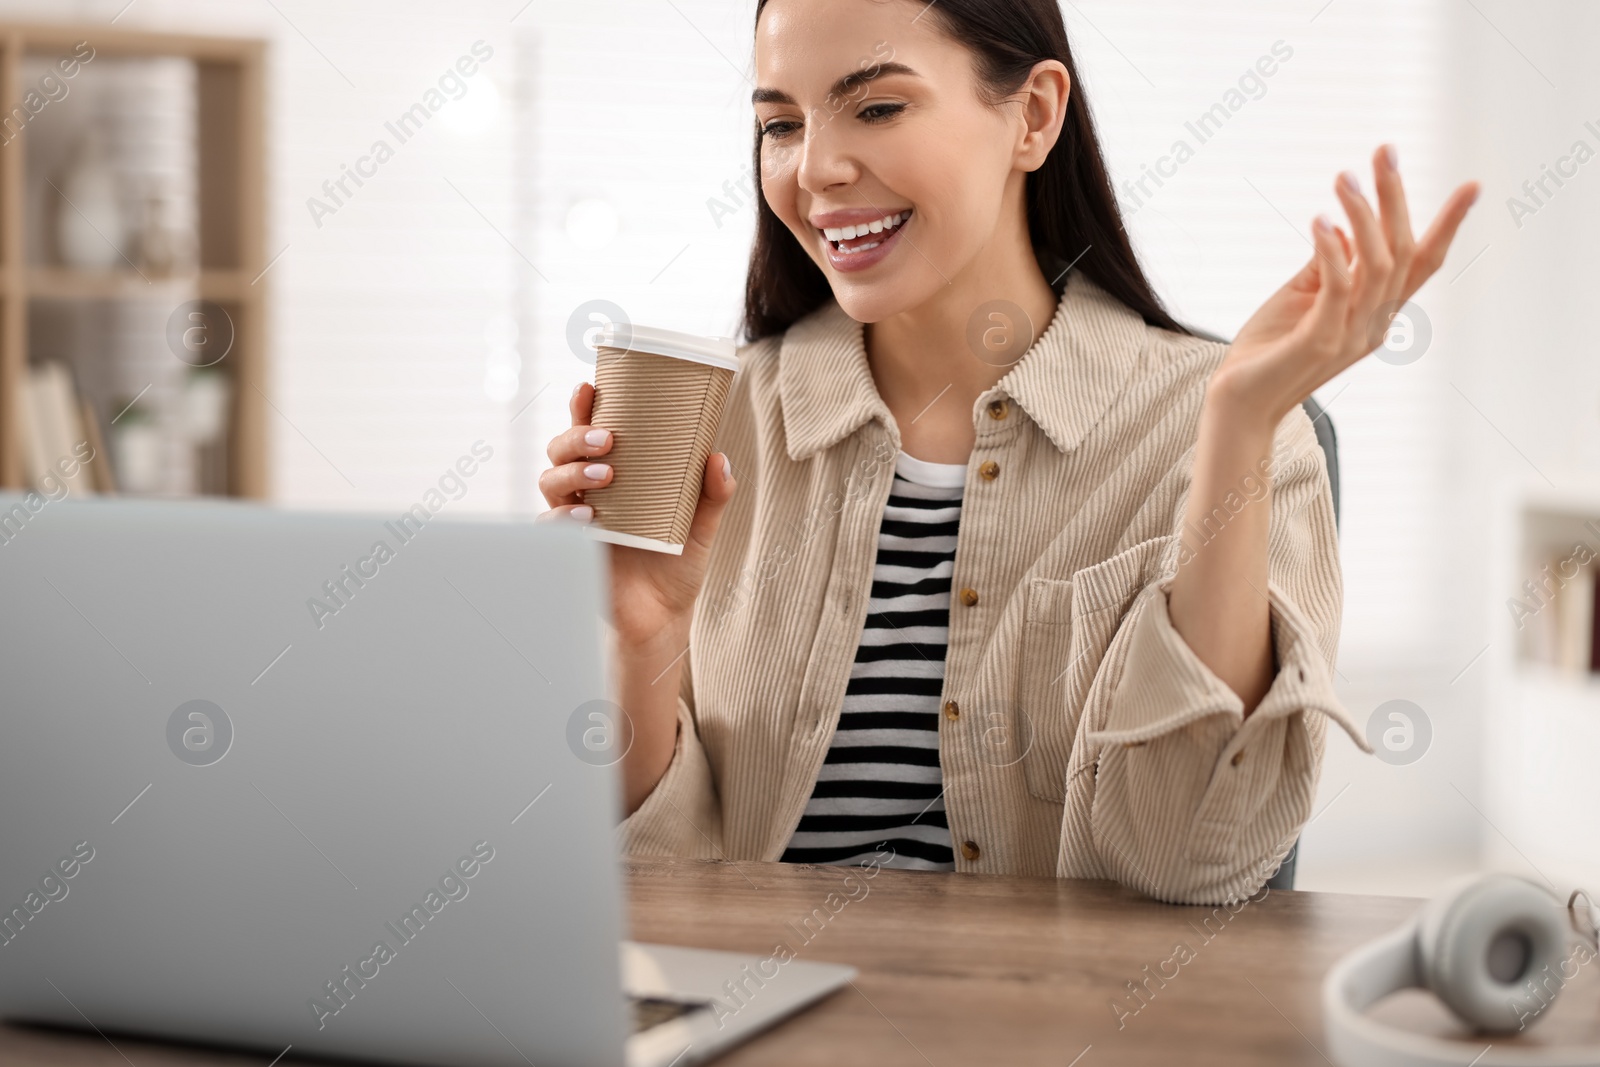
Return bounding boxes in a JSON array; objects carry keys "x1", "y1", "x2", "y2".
[{"x1": 0, "y1": 498, "x2": 628, "y2": 1066}]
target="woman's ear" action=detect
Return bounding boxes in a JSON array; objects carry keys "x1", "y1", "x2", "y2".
[{"x1": 1015, "y1": 60, "x2": 1070, "y2": 172}]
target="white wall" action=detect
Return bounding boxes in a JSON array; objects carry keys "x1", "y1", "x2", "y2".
[{"x1": 13, "y1": 0, "x2": 1590, "y2": 893}]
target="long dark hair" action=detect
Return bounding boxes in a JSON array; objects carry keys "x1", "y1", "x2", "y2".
[{"x1": 742, "y1": 0, "x2": 1190, "y2": 342}]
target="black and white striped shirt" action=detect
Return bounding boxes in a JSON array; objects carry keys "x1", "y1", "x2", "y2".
[{"x1": 781, "y1": 451, "x2": 966, "y2": 872}]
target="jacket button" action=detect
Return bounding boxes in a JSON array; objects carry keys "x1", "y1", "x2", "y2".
[
  {"x1": 987, "y1": 399, "x2": 1008, "y2": 420},
  {"x1": 1231, "y1": 749, "x2": 1245, "y2": 767},
  {"x1": 960, "y1": 840, "x2": 981, "y2": 861},
  {"x1": 943, "y1": 700, "x2": 960, "y2": 721},
  {"x1": 979, "y1": 460, "x2": 1000, "y2": 480},
  {"x1": 959, "y1": 587, "x2": 979, "y2": 607}
]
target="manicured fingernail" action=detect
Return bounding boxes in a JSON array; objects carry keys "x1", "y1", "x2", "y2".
[
  {"x1": 570, "y1": 505, "x2": 593, "y2": 523},
  {"x1": 722, "y1": 455, "x2": 733, "y2": 481},
  {"x1": 571, "y1": 382, "x2": 583, "y2": 399},
  {"x1": 1339, "y1": 170, "x2": 1361, "y2": 194},
  {"x1": 583, "y1": 463, "x2": 610, "y2": 481},
  {"x1": 584, "y1": 429, "x2": 608, "y2": 447},
  {"x1": 1383, "y1": 144, "x2": 1398, "y2": 169},
  {"x1": 1313, "y1": 213, "x2": 1333, "y2": 234}
]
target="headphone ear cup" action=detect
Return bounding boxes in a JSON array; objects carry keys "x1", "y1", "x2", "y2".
[{"x1": 1416, "y1": 872, "x2": 1571, "y2": 1033}]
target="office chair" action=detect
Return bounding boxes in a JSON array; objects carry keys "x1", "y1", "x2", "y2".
[
  {"x1": 1260, "y1": 392, "x2": 1340, "y2": 892},
  {"x1": 1185, "y1": 326, "x2": 1342, "y2": 892}
]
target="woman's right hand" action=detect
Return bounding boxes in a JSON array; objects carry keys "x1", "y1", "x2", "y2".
[
  {"x1": 538, "y1": 381, "x2": 738, "y2": 650},
  {"x1": 541, "y1": 381, "x2": 737, "y2": 814}
]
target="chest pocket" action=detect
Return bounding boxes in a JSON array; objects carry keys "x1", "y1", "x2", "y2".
[{"x1": 1015, "y1": 537, "x2": 1172, "y2": 803}]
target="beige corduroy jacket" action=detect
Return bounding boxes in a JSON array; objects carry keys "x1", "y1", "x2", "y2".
[{"x1": 616, "y1": 270, "x2": 1370, "y2": 905}]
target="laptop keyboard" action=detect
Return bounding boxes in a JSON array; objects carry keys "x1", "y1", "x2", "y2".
[{"x1": 629, "y1": 994, "x2": 711, "y2": 1033}]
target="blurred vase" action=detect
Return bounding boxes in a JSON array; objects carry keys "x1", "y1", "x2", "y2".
[
  {"x1": 183, "y1": 369, "x2": 231, "y2": 495},
  {"x1": 183, "y1": 369, "x2": 230, "y2": 444},
  {"x1": 135, "y1": 183, "x2": 196, "y2": 277},
  {"x1": 56, "y1": 128, "x2": 127, "y2": 270},
  {"x1": 111, "y1": 408, "x2": 164, "y2": 495}
]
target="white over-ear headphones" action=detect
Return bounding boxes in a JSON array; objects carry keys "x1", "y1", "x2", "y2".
[{"x1": 1323, "y1": 872, "x2": 1599, "y2": 1067}]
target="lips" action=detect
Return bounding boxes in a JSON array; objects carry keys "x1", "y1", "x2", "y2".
[{"x1": 812, "y1": 208, "x2": 913, "y2": 273}]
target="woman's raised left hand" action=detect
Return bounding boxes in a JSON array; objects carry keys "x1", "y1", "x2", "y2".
[{"x1": 1210, "y1": 144, "x2": 1480, "y2": 429}]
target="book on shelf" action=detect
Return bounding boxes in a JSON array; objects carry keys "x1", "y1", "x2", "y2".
[
  {"x1": 16, "y1": 361, "x2": 114, "y2": 497},
  {"x1": 1592, "y1": 573, "x2": 1600, "y2": 677},
  {"x1": 79, "y1": 396, "x2": 115, "y2": 493}
]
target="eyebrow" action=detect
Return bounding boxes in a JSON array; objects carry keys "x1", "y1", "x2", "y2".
[{"x1": 751, "y1": 62, "x2": 920, "y2": 107}]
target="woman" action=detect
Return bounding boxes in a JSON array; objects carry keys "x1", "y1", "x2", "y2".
[{"x1": 539, "y1": 0, "x2": 1478, "y2": 904}]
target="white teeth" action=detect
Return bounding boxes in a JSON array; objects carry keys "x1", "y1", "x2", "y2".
[{"x1": 821, "y1": 211, "x2": 909, "y2": 245}]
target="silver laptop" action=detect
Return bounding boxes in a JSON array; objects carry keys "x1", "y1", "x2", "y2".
[{"x1": 0, "y1": 495, "x2": 853, "y2": 1067}]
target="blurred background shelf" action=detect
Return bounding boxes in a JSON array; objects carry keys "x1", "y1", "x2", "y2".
[
  {"x1": 22, "y1": 266, "x2": 252, "y2": 300},
  {"x1": 1510, "y1": 487, "x2": 1600, "y2": 679},
  {"x1": 0, "y1": 22, "x2": 266, "y2": 499},
  {"x1": 1478, "y1": 480, "x2": 1600, "y2": 893}
]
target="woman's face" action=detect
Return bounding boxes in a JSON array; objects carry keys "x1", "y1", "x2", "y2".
[{"x1": 753, "y1": 0, "x2": 1036, "y2": 323}]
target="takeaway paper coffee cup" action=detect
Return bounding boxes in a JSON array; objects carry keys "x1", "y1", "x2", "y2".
[{"x1": 581, "y1": 323, "x2": 739, "y2": 555}]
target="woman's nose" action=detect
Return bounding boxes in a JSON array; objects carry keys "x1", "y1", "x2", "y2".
[{"x1": 796, "y1": 112, "x2": 859, "y2": 193}]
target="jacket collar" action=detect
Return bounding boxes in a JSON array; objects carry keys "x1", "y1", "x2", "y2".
[{"x1": 777, "y1": 270, "x2": 1150, "y2": 462}]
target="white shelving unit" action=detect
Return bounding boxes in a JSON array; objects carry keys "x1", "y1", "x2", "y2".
[{"x1": 1484, "y1": 478, "x2": 1600, "y2": 890}]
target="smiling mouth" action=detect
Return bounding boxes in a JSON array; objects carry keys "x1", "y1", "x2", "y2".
[{"x1": 819, "y1": 209, "x2": 912, "y2": 255}]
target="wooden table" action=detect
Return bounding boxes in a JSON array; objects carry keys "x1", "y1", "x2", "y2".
[
  {"x1": 626, "y1": 860, "x2": 1600, "y2": 1066},
  {"x1": 3, "y1": 859, "x2": 1596, "y2": 1066}
]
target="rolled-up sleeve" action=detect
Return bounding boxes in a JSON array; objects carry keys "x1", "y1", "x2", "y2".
[
  {"x1": 615, "y1": 652, "x2": 725, "y2": 859},
  {"x1": 1071, "y1": 421, "x2": 1371, "y2": 904}
]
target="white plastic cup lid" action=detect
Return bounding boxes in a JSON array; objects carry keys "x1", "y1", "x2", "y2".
[{"x1": 593, "y1": 322, "x2": 739, "y2": 373}]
